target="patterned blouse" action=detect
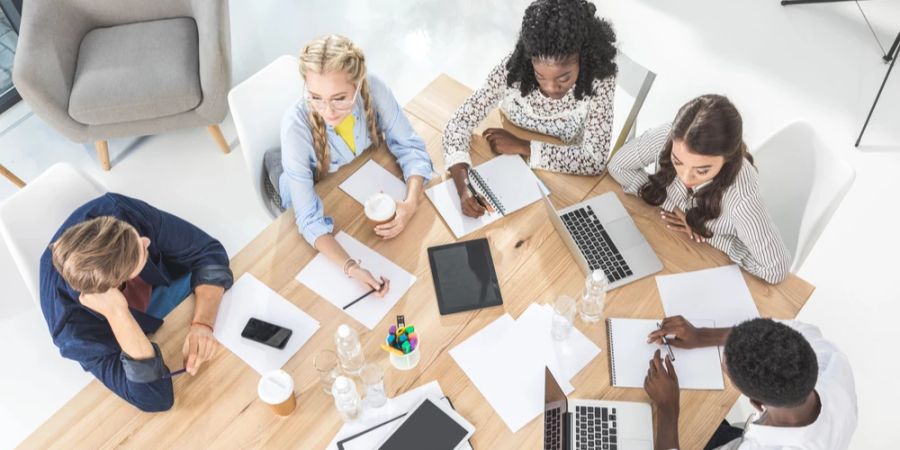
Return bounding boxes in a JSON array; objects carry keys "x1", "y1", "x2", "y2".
[
  {"x1": 442, "y1": 55, "x2": 616, "y2": 175},
  {"x1": 608, "y1": 123, "x2": 791, "y2": 284}
]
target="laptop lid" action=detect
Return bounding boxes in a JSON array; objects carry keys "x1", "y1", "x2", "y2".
[
  {"x1": 544, "y1": 367, "x2": 569, "y2": 450},
  {"x1": 539, "y1": 185, "x2": 591, "y2": 275}
]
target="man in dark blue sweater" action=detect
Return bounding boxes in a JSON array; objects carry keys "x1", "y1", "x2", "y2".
[{"x1": 40, "y1": 193, "x2": 234, "y2": 412}]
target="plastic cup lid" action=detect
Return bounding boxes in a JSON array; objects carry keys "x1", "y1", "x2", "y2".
[
  {"x1": 364, "y1": 193, "x2": 396, "y2": 220},
  {"x1": 257, "y1": 370, "x2": 294, "y2": 404}
]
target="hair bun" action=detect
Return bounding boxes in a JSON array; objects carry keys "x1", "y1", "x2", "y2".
[{"x1": 584, "y1": 0, "x2": 596, "y2": 16}]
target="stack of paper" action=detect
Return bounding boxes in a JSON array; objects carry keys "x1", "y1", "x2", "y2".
[
  {"x1": 449, "y1": 303, "x2": 601, "y2": 432},
  {"x1": 655, "y1": 265, "x2": 760, "y2": 327},
  {"x1": 326, "y1": 381, "x2": 473, "y2": 450},
  {"x1": 296, "y1": 232, "x2": 417, "y2": 330},
  {"x1": 213, "y1": 274, "x2": 321, "y2": 375}
]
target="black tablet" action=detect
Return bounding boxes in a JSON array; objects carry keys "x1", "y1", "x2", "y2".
[{"x1": 427, "y1": 238, "x2": 503, "y2": 315}]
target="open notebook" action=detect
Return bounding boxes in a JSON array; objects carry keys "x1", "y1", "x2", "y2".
[
  {"x1": 426, "y1": 154, "x2": 547, "y2": 238},
  {"x1": 607, "y1": 318, "x2": 724, "y2": 390}
]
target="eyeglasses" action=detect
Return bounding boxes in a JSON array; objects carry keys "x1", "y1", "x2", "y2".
[{"x1": 305, "y1": 81, "x2": 361, "y2": 112}]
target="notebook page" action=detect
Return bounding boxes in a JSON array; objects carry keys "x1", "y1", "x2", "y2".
[
  {"x1": 607, "y1": 318, "x2": 724, "y2": 390},
  {"x1": 475, "y1": 155, "x2": 547, "y2": 213},
  {"x1": 424, "y1": 179, "x2": 500, "y2": 239}
]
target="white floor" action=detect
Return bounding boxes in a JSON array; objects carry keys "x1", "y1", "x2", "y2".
[{"x1": 1, "y1": 0, "x2": 897, "y2": 448}]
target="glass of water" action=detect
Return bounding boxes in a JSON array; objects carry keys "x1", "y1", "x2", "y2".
[
  {"x1": 314, "y1": 349, "x2": 340, "y2": 395},
  {"x1": 360, "y1": 363, "x2": 387, "y2": 408},
  {"x1": 551, "y1": 295, "x2": 577, "y2": 340}
]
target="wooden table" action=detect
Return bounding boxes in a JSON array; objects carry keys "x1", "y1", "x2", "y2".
[{"x1": 22, "y1": 75, "x2": 814, "y2": 450}]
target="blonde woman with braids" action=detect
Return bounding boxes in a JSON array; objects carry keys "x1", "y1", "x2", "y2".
[{"x1": 277, "y1": 35, "x2": 433, "y2": 295}]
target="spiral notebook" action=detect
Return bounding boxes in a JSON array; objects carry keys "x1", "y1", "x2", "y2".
[
  {"x1": 606, "y1": 318, "x2": 724, "y2": 390},
  {"x1": 426, "y1": 155, "x2": 548, "y2": 238}
]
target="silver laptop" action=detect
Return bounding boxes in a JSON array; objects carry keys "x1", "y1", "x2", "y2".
[
  {"x1": 544, "y1": 368, "x2": 653, "y2": 450},
  {"x1": 540, "y1": 187, "x2": 662, "y2": 289}
]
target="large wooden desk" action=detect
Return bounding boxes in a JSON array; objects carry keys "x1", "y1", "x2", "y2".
[{"x1": 22, "y1": 75, "x2": 814, "y2": 450}]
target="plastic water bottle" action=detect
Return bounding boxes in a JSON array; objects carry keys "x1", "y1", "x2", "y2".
[
  {"x1": 579, "y1": 269, "x2": 607, "y2": 323},
  {"x1": 335, "y1": 324, "x2": 365, "y2": 375},
  {"x1": 331, "y1": 376, "x2": 360, "y2": 422}
]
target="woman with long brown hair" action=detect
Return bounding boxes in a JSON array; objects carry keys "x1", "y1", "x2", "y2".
[
  {"x1": 277, "y1": 35, "x2": 433, "y2": 295},
  {"x1": 608, "y1": 95, "x2": 790, "y2": 284}
]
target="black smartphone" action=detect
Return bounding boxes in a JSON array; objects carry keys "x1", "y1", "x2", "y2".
[{"x1": 241, "y1": 318, "x2": 292, "y2": 349}]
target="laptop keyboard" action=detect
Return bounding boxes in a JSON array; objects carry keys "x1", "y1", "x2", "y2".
[
  {"x1": 575, "y1": 406, "x2": 618, "y2": 450},
  {"x1": 544, "y1": 406, "x2": 563, "y2": 450},
  {"x1": 560, "y1": 206, "x2": 633, "y2": 283}
]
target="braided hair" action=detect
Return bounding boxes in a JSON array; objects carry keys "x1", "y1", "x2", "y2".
[
  {"x1": 299, "y1": 35, "x2": 383, "y2": 181},
  {"x1": 507, "y1": 0, "x2": 617, "y2": 100}
]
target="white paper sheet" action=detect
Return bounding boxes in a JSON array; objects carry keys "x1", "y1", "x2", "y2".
[
  {"x1": 449, "y1": 304, "x2": 601, "y2": 433},
  {"x1": 425, "y1": 155, "x2": 548, "y2": 238},
  {"x1": 656, "y1": 265, "x2": 760, "y2": 327},
  {"x1": 296, "y1": 232, "x2": 417, "y2": 330},
  {"x1": 607, "y1": 318, "x2": 724, "y2": 390},
  {"x1": 326, "y1": 381, "x2": 473, "y2": 450},
  {"x1": 339, "y1": 160, "x2": 409, "y2": 205},
  {"x1": 213, "y1": 274, "x2": 320, "y2": 375}
]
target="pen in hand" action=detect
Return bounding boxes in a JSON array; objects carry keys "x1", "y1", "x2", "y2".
[
  {"x1": 343, "y1": 281, "x2": 386, "y2": 310},
  {"x1": 656, "y1": 321, "x2": 676, "y2": 362},
  {"x1": 465, "y1": 179, "x2": 494, "y2": 213}
]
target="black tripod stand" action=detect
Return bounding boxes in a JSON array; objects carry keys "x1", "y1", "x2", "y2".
[{"x1": 855, "y1": 31, "x2": 900, "y2": 146}]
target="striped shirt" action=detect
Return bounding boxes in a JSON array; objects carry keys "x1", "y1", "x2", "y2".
[
  {"x1": 608, "y1": 124, "x2": 791, "y2": 284},
  {"x1": 442, "y1": 55, "x2": 615, "y2": 175}
]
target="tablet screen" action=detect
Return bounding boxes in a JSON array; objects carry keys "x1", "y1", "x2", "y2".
[
  {"x1": 428, "y1": 239, "x2": 503, "y2": 315},
  {"x1": 378, "y1": 398, "x2": 469, "y2": 450}
]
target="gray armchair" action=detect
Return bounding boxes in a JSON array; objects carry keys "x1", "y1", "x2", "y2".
[{"x1": 13, "y1": 0, "x2": 231, "y2": 170}]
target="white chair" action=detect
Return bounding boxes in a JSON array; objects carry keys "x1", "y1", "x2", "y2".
[
  {"x1": 610, "y1": 50, "x2": 657, "y2": 161},
  {"x1": 0, "y1": 163, "x2": 107, "y2": 305},
  {"x1": 753, "y1": 121, "x2": 855, "y2": 272},
  {"x1": 228, "y1": 55, "x2": 302, "y2": 218}
]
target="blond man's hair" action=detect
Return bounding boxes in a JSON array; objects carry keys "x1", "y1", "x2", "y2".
[
  {"x1": 299, "y1": 34, "x2": 383, "y2": 181},
  {"x1": 50, "y1": 216, "x2": 142, "y2": 294}
]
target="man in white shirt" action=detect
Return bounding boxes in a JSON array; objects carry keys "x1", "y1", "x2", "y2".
[{"x1": 643, "y1": 317, "x2": 857, "y2": 449}]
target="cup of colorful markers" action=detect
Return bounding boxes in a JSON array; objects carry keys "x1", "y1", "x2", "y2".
[{"x1": 381, "y1": 324, "x2": 420, "y2": 370}]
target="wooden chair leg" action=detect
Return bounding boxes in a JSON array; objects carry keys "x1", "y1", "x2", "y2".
[
  {"x1": 95, "y1": 140, "x2": 111, "y2": 171},
  {"x1": 207, "y1": 124, "x2": 231, "y2": 154},
  {"x1": 0, "y1": 163, "x2": 25, "y2": 188}
]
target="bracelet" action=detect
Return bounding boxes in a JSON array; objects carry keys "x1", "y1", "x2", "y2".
[
  {"x1": 192, "y1": 321, "x2": 214, "y2": 332},
  {"x1": 342, "y1": 258, "x2": 361, "y2": 277}
]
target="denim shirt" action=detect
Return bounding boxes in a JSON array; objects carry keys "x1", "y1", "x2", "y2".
[
  {"x1": 279, "y1": 73, "x2": 433, "y2": 246},
  {"x1": 38, "y1": 193, "x2": 234, "y2": 412}
]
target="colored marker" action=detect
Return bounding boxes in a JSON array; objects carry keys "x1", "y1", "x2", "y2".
[{"x1": 381, "y1": 343, "x2": 404, "y2": 356}]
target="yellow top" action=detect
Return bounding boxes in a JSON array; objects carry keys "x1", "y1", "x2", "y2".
[{"x1": 334, "y1": 114, "x2": 356, "y2": 154}]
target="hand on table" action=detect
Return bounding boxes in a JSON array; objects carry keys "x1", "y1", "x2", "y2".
[
  {"x1": 647, "y1": 315, "x2": 704, "y2": 349},
  {"x1": 375, "y1": 198, "x2": 417, "y2": 239},
  {"x1": 660, "y1": 209, "x2": 706, "y2": 243},
  {"x1": 349, "y1": 265, "x2": 391, "y2": 297},
  {"x1": 182, "y1": 323, "x2": 219, "y2": 375},
  {"x1": 643, "y1": 349, "x2": 680, "y2": 414},
  {"x1": 483, "y1": 128, "x2": 530, "y2": 156}
]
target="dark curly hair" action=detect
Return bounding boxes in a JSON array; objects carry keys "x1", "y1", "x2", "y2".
[
  {"x1": 506, "y1": 0, "x2": 617, "y2": 100},
  {"x1": 638, "y1": 94, "x2": 752, "y2": 238},
  {"x1": 724, "y1": 319, "x2": 818, "y2": 408}
]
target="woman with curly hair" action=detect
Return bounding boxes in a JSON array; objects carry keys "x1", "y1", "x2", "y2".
[
  {"x1": 277, "y1": 35, "x2": 434, "y2": 295},
  {"x1": 608, "y1": 95, "x2": 791, "y2": 284},
  {"x1": 442, "y1": 0, "x2": 617, "y2": 218}
]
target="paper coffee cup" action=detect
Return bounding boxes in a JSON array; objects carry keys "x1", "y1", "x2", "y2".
[
  {"x1": 258, "y1": 370, "x2": 296, "y2": 416},
  {"x1": 364, "y1": 193, "x2": 397, "y2": 226}
]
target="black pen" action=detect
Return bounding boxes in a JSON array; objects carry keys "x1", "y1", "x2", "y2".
[
  {"x1": 465, "y1": 179, "x2": 494, "y2": 213},
  {"x1": 657, "y1": 321, "x2": 676, "y2": 362},
  {"x1": 343, "y1": 282, "x2": 385, "y2": 310},
  {"x1": 164, "y1": 368, "x2": 187, "y2": 378}
]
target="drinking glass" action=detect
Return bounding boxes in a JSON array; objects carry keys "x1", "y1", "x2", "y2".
[
  {"x1": 314, "y1": 349, "x2": 340, "y2": 395},
  {"x1": 359, "y1": 363, "x2": 388, "y2": 408},
  {"x1": 551, "y1": 295, "x2": 577, "y2": 340}
]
